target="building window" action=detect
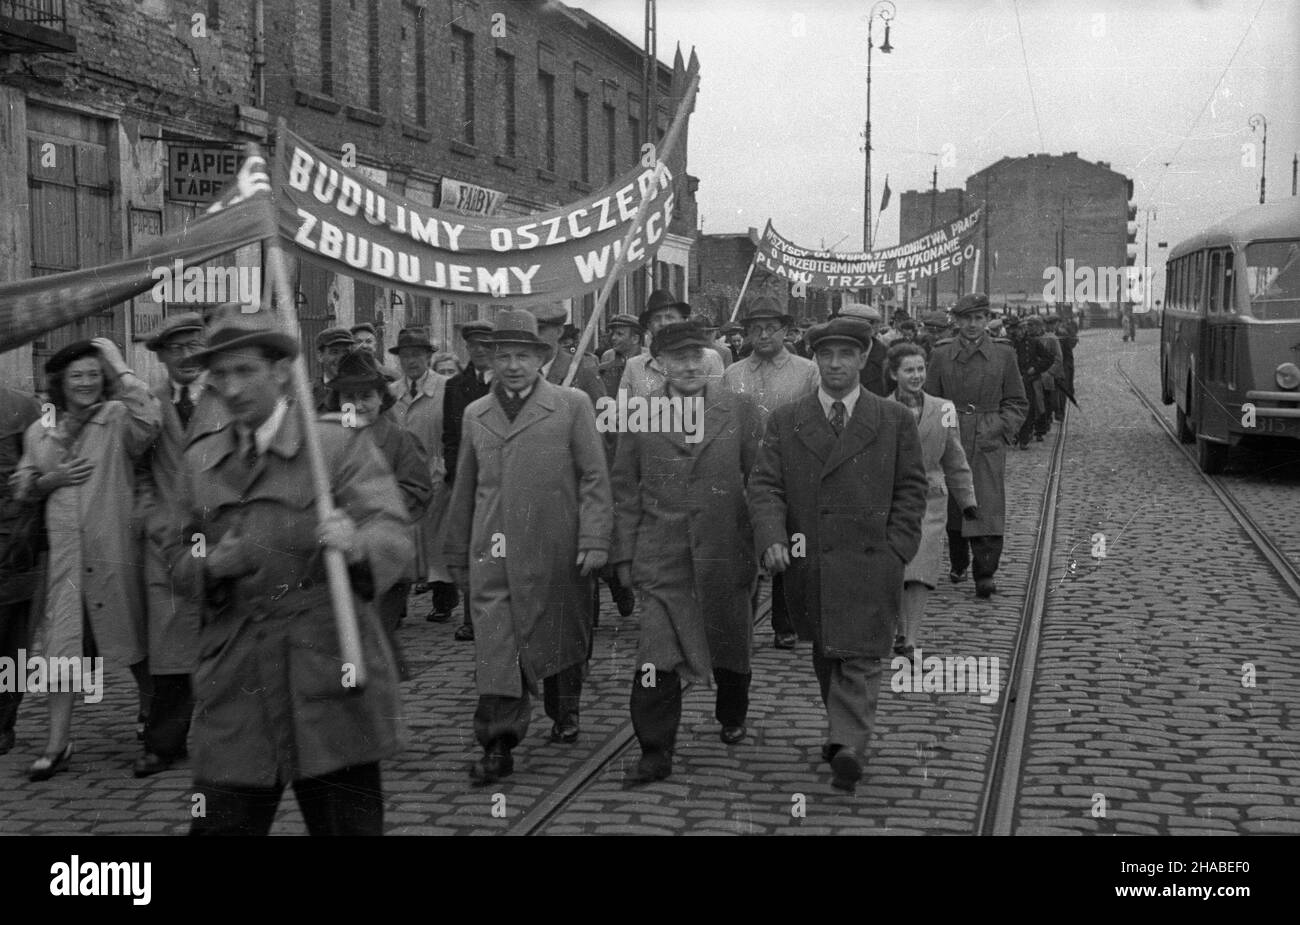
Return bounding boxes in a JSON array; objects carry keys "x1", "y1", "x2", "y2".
[
  {"x1": 319, "y1": 0, "x2": 333, "y2": 96},
  {"x1": 574, "y1": 89, "x2": 590, "y2": 183},
  {"x1": 495, "y1": 50, "x2": 516, "y2": 158},
  {"x1": 367, "y1": 0, "x2": 381, "y2": 111},
  {"x1": 451, "y1": 26, "x2": 475, "y2": 146},
  {"x1": 628, "y1": 113, "x2": 641, "y2": 166},
  {"x1": 401, "y1": 3, "x2": 427, "y2": 126},
  {"x1": 538, "y1": 71, "x2": 556, "y2": 171},
  {"x1": 604, "y1": 104, "x2": 617, "y2": 181}
]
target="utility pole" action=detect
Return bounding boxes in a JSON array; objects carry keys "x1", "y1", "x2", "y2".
[
  {"x1": 1249, "y1": 114, "x2": 1267, "y2": 204},
  {"x1": 642, "y1": 0, "x2": 657, "y2": 299},
  {"x1": 862, "y1": 1, "x2": 895, "y2": 303},
  {"x1": 928, "y1": 162, "x2": 938, "y2": 311}
]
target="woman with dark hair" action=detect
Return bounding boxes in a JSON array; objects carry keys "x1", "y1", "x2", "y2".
[
  {"x1": 326, "y1": 348, "x2": 432, "y2": 678},
  {"x1": 13, "y1": 337, "x2": 161, "y2": 780},
  {"x1": 885, "y1": 342, "x2": 977, "y2": 657}
]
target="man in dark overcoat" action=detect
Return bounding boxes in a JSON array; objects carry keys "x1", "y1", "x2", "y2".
[
  {"x1": 443, "y1": 308, "x2": 612, "y2": 784},
  {"x1": 611, "y1": 321, "x2": 763, "y2": 785},
  {"x1": 163, "y1": 311, "x2": 410, "y2": 835},
  {"x1": 748, "y1": 316, "x2": 927, "y2": 792},
  {"x1": 925, "y1": 293, "x2": 1028, "y2": 598}
]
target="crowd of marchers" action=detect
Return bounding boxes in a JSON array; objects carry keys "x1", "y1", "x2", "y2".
[{"x1": 0, "y1": 286, "x2": 1080, "y2": 833}]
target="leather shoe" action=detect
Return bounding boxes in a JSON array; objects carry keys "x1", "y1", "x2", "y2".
[
  {"x1": 454, "y1": 623, "x2": 475, "y2": 641},
  {"x1": 949, "y1": 568, "x2": 968, "y2": 583},
  {"x1": 623, "y1": 752, "x2": 672, "y2": 787},
  {"x1": 426, "y1": 607, "x2": 452, "y2": 623},
  {"x1": 133, "y1": 751, "x2": 175, "y2": 778},
  {"x1": 613, "y1": 584, "x2": 636, "y2": 618},
  {"x1": 719, "y1": 724, "x2": 746, "y2": 745},
  {"x1": 29, "y1": 742, "x2": 73, "y2": 782},
  {"x1": 821, "y1": 742, "x2": 841, "y2": 765},
  {"x1": 468, "y1": 746, "x2": 514, "y2": 785},
  {"x1": 550, "y1": 721, "x2": 580, "y2": 744},
  {"x1": 975, "y1": 578, "x2": 997, "y2": 599},
  {"x1": 774, "y1": 632, "x2": 797, "y2": 650},
  {"x1": 830, "y1": 747, "x2": 863, "y2": 792}
]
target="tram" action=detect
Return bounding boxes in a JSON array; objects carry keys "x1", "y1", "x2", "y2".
[{"x1": 1160, "y1": 198, "x2": 1300, "y2": 473}]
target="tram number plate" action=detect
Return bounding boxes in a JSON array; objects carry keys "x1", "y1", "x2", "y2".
[{"x1": 1256, "y1": 416, "x2": 1296, "y2": 434}]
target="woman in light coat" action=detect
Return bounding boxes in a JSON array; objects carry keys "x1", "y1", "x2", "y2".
[
  {"x1": 14, "y1": 338, "x2": 161, "y2": 780},
  {"x1": 886, "y1": 342, "x2": 977, "y2": 656}
]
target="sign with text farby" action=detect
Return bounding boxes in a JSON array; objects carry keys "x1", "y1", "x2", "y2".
[{"x1": 440, "y1": 177, "x2": 507, "y2": 217}]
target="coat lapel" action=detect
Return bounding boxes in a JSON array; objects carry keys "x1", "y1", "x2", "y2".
[
  {"x1": 686, "y1": 387, "x2": 731, "y2": 464},
  {"x1": 507, "y1": 379, "x2": 558, "y2": 440},
  {"x1": 793, "y1": 393, "x2": 837, "y2": 465},
  {"x1": 822, "y1": 392, "x2": 880, "y2": 478}
]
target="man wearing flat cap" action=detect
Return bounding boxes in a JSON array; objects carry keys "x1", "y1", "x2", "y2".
[
  {"x1": 925, "y1": 293, "x2": 1027, "y2": 599},
  {"x1": 133, "y1": 311, "x2": 229, "y2": 777},
  {"x1": 598, "y1": 314, "x2": 646, "y2": 398},
  {"x1": 531, "y1": 304, "x2": 606, "y2": 407},
  {"x1": 618, "y1": 289, "x2": 726, "y2": 398},
  {"x1": 443, "y1": 308, "x2": 612, "y2": 784},
  {"x1": 748, "y1": 315, "x2": 927, "y2": 793},
  {"x1": 160, "y1": 309, "x2": 411, "y2": 835},
  {"x1": 441, "y1": 319, "x2": 496, "y2": 641},
  {"x1": 388, "y1": 327, "x2": 456, "y2": 623},
  {"x1": 312, "y1": 326, "x2": 356, "y2": 411},
  {"x1": 723, "y1": 296, "x2": 819, "y2": 651},
  {"x1": 613, "y1": 320, "x2": 763, "y2": 785},
  {"x1": 835, "y1": 301, "x2": 892, "y2": 397},
  {"x1": 350, "y1": 322, "x2": 402, "y2": 382}
]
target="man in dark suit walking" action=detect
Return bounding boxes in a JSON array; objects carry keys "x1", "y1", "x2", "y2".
[{"x1": 749, "y1": 316, "x2": 927, "y2": 793}]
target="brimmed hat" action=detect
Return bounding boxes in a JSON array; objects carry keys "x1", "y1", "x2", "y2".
[
  {"x1": 607, "y1": 313, "x2": 643, "y2": 333},
  {"x1": 742, "y1": 296, "x2": 793, "y2": 328},
  {"x1": 458, "y1": 320, "x2": 494, "y2": 340},
  {"x1": 951, "y1": 293, "x2": 992, "y2": 317},
  {"x1": 720, "y1": 323, "x2": 745, "y2": 337},
  {"x1": 193, "y1": 311, "x2": 299, "y2": 365},
  {"x1": 639, "y1": 289, "x2": 691, "y2": 328},
  {"x1": 490, "y1": 308, "x2": 554, "y2": 357},
  {"x1": 530, "y1": 304, "x2": 568, "y2": 327},
  {"x1": 837, "y1": 300, "x2": 882, "y2": 323},
  {"x1": 650, "y1": 320, "x2": 714, "y2": 358},
  {"x1": 315, "y1": 326, "x2": 355, "y2": 351},
  {"x1": 921, "y1": 311, "x2": 951, "y2": 328},
  {"x1": 327, "y1": 348, "x2": 390, "y2": 394},
  {"x1": 145, "y1": 312, "x2": 205, "y2": 352},
  {"x1": 806, "y1": 317, "x2": 872, "y2": 352},
  {"x1": 45, "y1": 339, "x2": 101, "y2": 378},
  {"x1": 388, "y1": 327, "x2": 436, "y2": 355}
]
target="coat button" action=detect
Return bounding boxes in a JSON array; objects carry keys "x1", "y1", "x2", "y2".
[{"x1": 85, "y1": 566, "x2": 93, "y2": 573}]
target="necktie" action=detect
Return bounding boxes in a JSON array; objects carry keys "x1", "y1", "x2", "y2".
[
  {"x1": 408, "y1": 378, "x2": 419, "y2": 398},
  {"x1": 241, "y1": 433, "x2": 258, "y2": 470},
  {"x1": 175, "y1": 387, "x2": 194, "y2": 427},
  {"x1": 830, "y1": 400, "x2": 846, "y2": 436}
]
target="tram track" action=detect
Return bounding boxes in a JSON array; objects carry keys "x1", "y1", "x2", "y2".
[{"x1": 1117, "y1": 358, "x2": 1300, "y2": 602}]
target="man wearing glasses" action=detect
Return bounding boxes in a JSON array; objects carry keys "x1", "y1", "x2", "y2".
[
  {"x1": 134, "y1": 310, "x2": 229, "y2": 776},
  {"x1": 722, "y1": 297, "x2": 818, "y2": 651}
]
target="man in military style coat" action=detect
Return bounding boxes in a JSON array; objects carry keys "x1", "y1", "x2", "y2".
[
  {"x1": 441, "y1": 319, "x2": 495, "y2": 641},
  {"x1": 134, "y1": 312, "x2": 229, "y2": 777},
  {"x1": 612, "y1": 321, "x2": 763, "y2": 785},
  {"x1": 925, "y1": 293, "x2": 1028, "y2": 598},
  {"x1": 443, "y1": 308, "x2": 612, "y2": 785},
  {"x1": 164, "y1": 311, "x2": 410, "y2": 836},
  {"x1": 749, "y1": 316, "x2": 927, "y2": 793}
]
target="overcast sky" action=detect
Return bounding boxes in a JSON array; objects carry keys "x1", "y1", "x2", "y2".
[{"x1": 580, "y1": 0, "x2": 1299, "y2": 279}]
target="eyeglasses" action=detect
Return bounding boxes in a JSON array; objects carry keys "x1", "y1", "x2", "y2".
[
  {"x1": 748, "y1": 323, "x2": 786, "y2": 337},
  {"x1": 162, "y1": 341, "x2": 204, "y2": 356}
]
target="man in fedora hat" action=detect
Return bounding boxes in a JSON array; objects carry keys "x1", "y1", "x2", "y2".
[
  {"x1": 613, "y1": 320, "x2": 764, "y2": 785},
  {"x1": 312, "y1": 327, "x2": 356, "y2": 411},
  {"x1": 441, "y1": 319, "x2": 496, "y2": 641},
  {"x1": 443, "y1": 308, "x2": 612, "y2": 783},
  {"x1": 388, "y1": 327, "x2": 456, "y2": 623},
  {"x1": 530, "y1": 304, "x2": 606, "y2": 407},
  {"x1": 132, "y1": 311, "x2": 229, "y2": 776},
  {"x1": 835, "y1": 300, "x2": 892, "y2": 397},
  {"x1": 598, "y1": 313, "x2": 646, "y2": 398},
  {"x1": 748, "y1": 315, "x2": 927, "y2": 792},
  {"x1": 925, "y1": 293, "x2": 1027, "y2": 598},
  {"x1": 327, "y1": 348, "x2": 433, "y2": 680},
  {"x1": 161, "y1": 310, "x2": 411, "y2": 835},
  {"x1": 618, "y1": 289, "x2": 726, "y2": 398},
  {"x1": 723, "y1": 296, "x2": 818, "y2": 650}
]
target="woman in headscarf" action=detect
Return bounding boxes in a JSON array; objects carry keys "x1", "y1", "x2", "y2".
[
  {"x1": 885, "y1": 342, "x2": 977, "y2": 657},
  {"x1": 14, "y1": 338, "x2": 161, "y2": 781}
]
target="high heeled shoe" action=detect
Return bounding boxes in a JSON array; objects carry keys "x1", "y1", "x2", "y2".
[{"x1": 28, "y1": 742, "x2": 73, "y2": 782}]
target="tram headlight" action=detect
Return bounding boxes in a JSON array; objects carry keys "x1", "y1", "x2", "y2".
[{"x1": 1277, "y1": 363, "x2": 1300, "y2": 390}]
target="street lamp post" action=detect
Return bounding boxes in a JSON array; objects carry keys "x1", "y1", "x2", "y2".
[
  {"x1": 863, "y1": 1, "x2": 895, "y2": 255},
  {"x1": 1249, "y1": 113, "x2": 1267, "y2": 204}
]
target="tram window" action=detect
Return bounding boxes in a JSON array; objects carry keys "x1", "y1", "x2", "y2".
[
  {"x1": 1244, "y1": 240, "x2": 1300, "y2": 320},
  {"x1": 1208, "y1": 251, "x2": 1222, "y2": 313},
  {"x1": 1223, "y1": 251, "x2": 1235, "y2": 312},
  {"x1": 1176, "y1": 258, "x2": 1186, "y2": 311},
  {"x1": 1191, "y1": 251, "x2": 1204, "y2": 312}
]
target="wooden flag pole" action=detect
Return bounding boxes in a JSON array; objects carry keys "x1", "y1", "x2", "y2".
[
  {"x1": 564, "y1": 65, "x2": 700, "y2": 387},
  {"x1": 727, "y1": 251, "x2": 758, "y2": 324},
  {"x1": 265, "y1": 122, "x2": 367, "y2": 688}
]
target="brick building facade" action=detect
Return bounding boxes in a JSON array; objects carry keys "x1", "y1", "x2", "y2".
[{"x1": 0, "y1": 0, "x2": 698, "y2": 388}]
